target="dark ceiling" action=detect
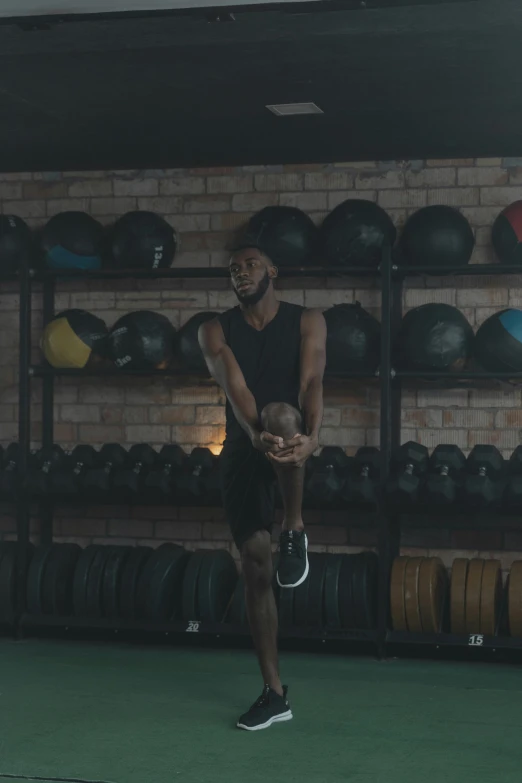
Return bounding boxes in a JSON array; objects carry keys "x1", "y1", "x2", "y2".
[{"x1": 0, "y1": 0, "x2": 521, "y2": 171}]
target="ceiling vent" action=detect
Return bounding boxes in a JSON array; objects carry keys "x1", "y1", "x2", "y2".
[{"x1": 266, "y1": 102, "x2": 324, "y2": 116}]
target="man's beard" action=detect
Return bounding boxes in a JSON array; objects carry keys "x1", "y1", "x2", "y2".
[{"x1": 235, "y1": 270, "x2": 270, "y2": 306}]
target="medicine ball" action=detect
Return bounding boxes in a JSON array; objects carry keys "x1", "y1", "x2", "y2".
[
  {"x1": 323, "y1": 303, "x2": 381, "y2": 375},
  {"x1": 41, "y1": 212, "x2": 104, "y2": 271},
  {"x1": 110, "y1": 211, "x2": 178, "y2": 270},
  {"x1": 492, "y1": 201, "x2": 522, "y2": 264},
  {"x1": 319, "y1": 199, "x2": 396, "y2": 268},
  {"x1": 41, "y1": 309, "x2": 108, "y2": 369},
  {"x1": 240, "y1": 206, "x2": 318, "y2": 267},
  {"x1": 0, "y1": 215, "x2": 33, "y2": 273},
  {"x1": 475, "y1": 309, "x2": 522, "y2": 373},
  {"x1": 176, "y1": 311, "x2": 219, "y2": 375},
  {"x1": 399, "y1": 205, "x2": 474, "y2": 268},
  {"x1": 395, "y1": 304, "x2": 474, "y2": 371},
  {"x1": 108, "y1": 311, "x2": 175, "y2": 371}
]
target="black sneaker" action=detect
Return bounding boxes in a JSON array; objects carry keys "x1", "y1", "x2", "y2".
[
  {"x1": 237, "y1": 685, "x2": 293, "y2": 731},
  {"x1": 277, "y1": 530, "x2": 309, "y2": 588}
]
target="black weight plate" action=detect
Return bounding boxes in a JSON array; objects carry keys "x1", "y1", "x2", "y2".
[
  {"x1": 135, "y1": 543, "x2": 180, "y2": 620},
  {"x1": 119, "y1": 546, "x2": 153, "y2": 620},
  {"x1": 85, "y1": 546, "x2": 117, "y2": 619},
  {"x1": 228, "y1": 574, "x2": 247, "y2": 625},
  {"x1": 278, "y1": 585, "x2": 295, "y2": 628},
  {"x1": 307, "y1": 552, "x2": 329, "y2": 628},
  {"x1": 41, "y1": 544, "x2": 81, "y2": 616},
  {"x1": 149, "y1": 548, "x2": 190, "y2": 622},
  {"x1": 293, "y1": 552, "x2": 318, "y2": 628},
  {"x1": 182, "y1": 550, "x2": 208, "y2": 621},
  {"x1": 0, "y1": 542, "x2": 17, "y2": 621},
  {"x1": 352, "y1": 551, "x2": 379, "y2": 629},
  {"x1": 197, "y1": 549, "x2": 238, "y2": 622},
  {"x1": 73, "y1": 544, "x2": 105, "y2": 617},
  {"x1": 26, "y1": 545, "x2": 54, "y2": 615},
  {"x1": 102, "y1": 546, "x2": 134, "y2": 619},
  {"x1": 324, "y1": 554, "x2": 344, "y2": 629},
  {"x1": 339, "y1": 554, "x2": 357, "y2": 629}
]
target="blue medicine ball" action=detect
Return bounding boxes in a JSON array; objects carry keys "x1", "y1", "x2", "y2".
[
  {"x1": 41, "y1": 212, "x2": 103, "y2": 271},
  {"x1": 475, "y1": 309, "x2": 522, "y2": 373}
]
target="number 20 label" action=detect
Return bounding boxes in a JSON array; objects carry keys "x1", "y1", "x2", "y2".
[{"x1": 186, "y1": 621, "x2": 200, "y2": 633}]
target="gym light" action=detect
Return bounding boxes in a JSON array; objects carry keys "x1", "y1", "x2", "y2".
[{"x1": 266, "y1": 103, "x2": 324, "y2": 116}]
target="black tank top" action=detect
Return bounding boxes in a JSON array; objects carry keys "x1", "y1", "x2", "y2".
[{"x1": 218, "y1": 301, "x2": 304, "y2": 442}]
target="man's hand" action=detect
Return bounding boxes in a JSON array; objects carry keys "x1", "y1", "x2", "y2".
[
  {"x1": 251, "y1": 431, "x2": 295, "y2": 456},
  {"x1": 266, "y1": 434, "x2": 318, "y2": 468}
]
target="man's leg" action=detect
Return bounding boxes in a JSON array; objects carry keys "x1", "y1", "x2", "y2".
[{"x1": 241, "y1": 529, "x2": 281, "y2": 696}]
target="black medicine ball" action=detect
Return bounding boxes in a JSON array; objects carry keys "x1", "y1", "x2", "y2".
[
  {"x1": 176, "y1": 311, "x2": 219, "y2": 375},
  {"x1": 396, "y1": 304, "x2": 474, "y2": 372},
  {"x1": 323, "y1": 303, "x2": 381, "y2": 375},
  {"x1": 475, "y1": 309, "x2": 522, "y2": 373},
  {"x1": 0, "y1": 215, "x2": 34, "y2": 273},
  {"x1": 41, "y1": 309, "x2": 108, "y2": 369},
  {"x1": 110, "y1": 211, "x2": 178, "y2": 270},
  {"x1": 319, "y1": 199, "x2": 396, "y2": 268},
  {"x1": 492, "y1": 201, "x2": 522, "y2": 264},
  {"x1": 108, "y1": 311, "x2": 176, "y2": 371},
  {"x1": 399, "y1": 205, "x2": 474, "y2": 268},
  {"x1": 41, "y1": 212, "x2": 104, "y2": 271},
  {"x1": 240, "y1": 206, "x2": 318, "y2": 267}
]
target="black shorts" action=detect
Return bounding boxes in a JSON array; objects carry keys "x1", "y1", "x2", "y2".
[{"x1": 220, "y1": 438, "x2": 277, "y2": 550}]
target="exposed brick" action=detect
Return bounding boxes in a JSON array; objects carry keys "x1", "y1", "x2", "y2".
[
  {"x1": 125, "y1": 425, "x2": 169, "y2": 443},
  {"x1": 307, "y1": 526, "x2": 348, "y2": 545},
  {"x1": 201, "y1": 521, "x2": 232, "y2": 541},
  {"x1": 304, "y1": 172, "x2": 353, "y2": 190},
  {"x1": 322, "y1": 407, "x2": 341, "y2": 427},
  {"x1": 60, "y1": 404, "x2": 101, "y2": 424},
  {"x1": 496, "y1": 410, "x2": 522, "y2": 428},
  {"x1": 61, "y1": 518, "x2": 107, "y2": 537},
  {"x1": 0, "y1": 183, "x2": 23, "y2": 199},
  {"x1": 91, "y1": 197, "x2": 136, "y2": 215},
  {"x1": 456, "y1": 287, "x2": 507, "y2": 307},
  {"x1": 402, "y1": 409, "x2": 443, "y2": 427},
  {"x1": 254, "y1": 173, "x2": 304, "y2": 192},
  {"x1": 172, "y1": 425, "x2": 222, "y2": 444},
  {"x1": 23, "y1": 181, "x2": 68, "y2": 199},
  {"x1": 160, "y1": 177, "x2": 205, "y2": 195},
  {"x1": 405, "y1": 168, "x2": 456, "y2": 188},
  {"x1": 460, "y1": 206, "x2": 502, "y2": 226},
  {"x1": 135, "y1": 196, "x2": 182, "y2": 213},
  {"x1": 207, "y1": 176, "x2": 253, "y2": 194},
  {"x1": 170, "y1": 214, "x2": 210, "y2": 232},
  {"x1": 79, "y1": 386, "x2": 125, "y2": 404},
  {"x1": 341, "y1": 408, "x2": 379, "y2": 427},
  {"x1": 458, "y1": 167, "x2": 508, "y2": 187},
  {"x1": 401, "y1": 527, "x2": 451, "y2": 548},
  {"x1": 113, "y1": 179, "x2": 158, "y2": 196},
  {"x1": 508, "y1": 168, "x2": 522, "y2": 185},
  {"x1": 150, "y1": 406, "x2": 196, "y2": 425},
  {"x1": 156, "y1": 520, "x2": 202, "y2": 539},
  {"x1": 480, "y1": 186, "x2": 522, "y2": 206},
  {"x1": 404, "y1": 288, "x2": 456, "y2": 307},
  {"x1": 108, "y1": 519, "x2": 154, "y2": 538},
  {"x1": 2, "y1": 200, "x2": 46, "y2": 218},
  {"x1": 78, "y1": 424, "x2": 125, "y2": 443},
  {"x1": 195, "y1": 406, "x2": 226, "y2": 425},
  {"x1": 476, "y1": 158, "x2": 503, "y2": 167},
  {"x1": 304, "y1": 290, "x2": 353, "y2": 308},
  {"x1": 469, "y1": 390, "x2": 520, "y2": 408},
  {"x1": 123, "y1": 407, "x2": 148, "y2": 424},
  {"x1": 319, "y1": 427, "x2": 366, "y2": 447},
  {"x1": 427, "y1": 188, "x2": 479, "y2": 206},
  {"x1": 468, "y1": 430, "x2": 519, "y2": 449},
  {"x1": 327, "y1": 191, "x2": 377, "y2": 210},
  {"x1": 125, "y1": 384, "x2": 171, "y2": 405},
  {"x1": 416, "y1": 429, "x2": 469, "y2": 449},
  {"x1": 179, "y1": 232, "x2": 228, "y2": 252},
  {"x1": 450, "y1": 530, "x2": 503, "y2": 551},
  {"x1": 185, "y1": 195, "x2": 232, "y2": 213},
  {"x1": 101, "y1": 406, "x2": 123, "y2": 425},
  {"x1": 68, "y1": 180, "x2": 112, "y2": 197},
  {"x1": 443, "y1": 409, "x2": 495, "y2": 428},
  {"x1": 279, "y1": 192, "x2": 328, "y2": 211},
  {"x1": 426, "y1": 159, "x2": 474, "y2": 166},
  {"x1": 355, "y1": 170, "x2": 404, "y2": 189},
  {"x1": 210, "y1": 212, "x2": 252, "y2": 232},
  {"x1": 378, "y1": 189, "x2": 427, "y2": 209}
]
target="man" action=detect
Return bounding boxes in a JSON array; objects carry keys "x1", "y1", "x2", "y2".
[{"x1": 199, "y1": 241, "x2": 326, "y2": 731}]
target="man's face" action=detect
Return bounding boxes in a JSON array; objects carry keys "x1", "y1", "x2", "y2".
[{"x1": 229, "y1": 247, "x2": 275, "y2": 305}]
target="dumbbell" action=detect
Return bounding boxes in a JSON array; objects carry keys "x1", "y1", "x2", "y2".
[
  {"x1": 387, "y1": 441, "x2": 429, "y2": 506},
  {"x1": 82, "y1": 443, "x2": 127, "y2": 499},
  {"x1": 463, "y1": 445, "x2": 505, "y2": 508},
  {"x1": 29, "y1": 445, "x2": 66, "y2": 496},
  {"x1": 343, "y1": 447, "x2": 380, "y2": 507},
  {"x1": 113, "y1": 444, "x2": 157, "y2": 498},
  {"x1": 423, "y1": 444, "x2": 466, "y2": 506},
  {"x1": 51, "y1": 445, "x2": 99, "y2": 496},
  {"x1": 174, "y1": 447, "x2": 215, "y2": 501},
  {"x1": 0, "y1": 443, "x2": 19, "y2": 498},
  {"x1": 306, "y1": 446, "x2": 351, "y2": 506},
  {"x1": 145, "y1": 444, "x2": 187, "y2": 499},
  {"x1": 504, "y1": 446, "x2": 522, "y2": 510}
]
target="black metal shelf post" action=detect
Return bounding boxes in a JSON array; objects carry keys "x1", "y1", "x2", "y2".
[{"x1": 39, "y1": 275, "x2": 55, "y2": 546}]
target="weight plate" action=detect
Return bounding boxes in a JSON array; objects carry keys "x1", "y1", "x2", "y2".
[
  {"x1": 324, "y1": 554, "x2": 343, "y2": 629},
  {"x1": 0, "y1": 542, "x2": 17, "y2": 621},
  {"x1": 307, "y1": 552, "x2": 328, "y2": 628},
  {"x1": 27, "y1": 545, "x2": 54, "y2": 615},
  {"x1": 293, "y1": 552, "x2": 314, "y2": 628},
  {"x1": 85, "y1": 546, "x2": 117, "y2": 618},
  {"x1": 182, "y1": 550, "x2": 208, "y2": 621},
  {"x1": 509, "y1": 561, "x2": 522, "y2": 637},
  {"x1": 144, "y1": 546, "x2": 190, "y2": 622},
  {"x1": 404, "y1": 557, "x2": 424, "y2": 632},
  {"x1": 102, "y1": 546, "x2": 134, "y2": 619},
  {"x1": 390, "y1": 556, "x2": 409, "y2": 631},
  {"x1": 197, "y1": 549, "x2": 238, "y2": 622},
  {"x1": 119, "y1": 546, "x2": 153, "y2": 620},
  {"x1": 418, "y1": 557, "x2": 447, "y2": 633},
  {"x1": 465, "y1": 558, "x2": 485, "y2": 634},
  {"x1": 338, "y1": 554, "x2": 357, "y2": 629},
  {"x1": 480, "y1": 559, "x2": 502, "y2": 636},
  {"x1": 278, "y1": 584, "x2": 295, "y2": 629},
  {"x1": 450, "y1": 558, "x2": 469, "y2": 634},
  {"x1": 73, "y1": 545, "x2": 106, "y2": 617},
  {"x1": 41, "y1": 544, "x2": 81, "y2": 616},
  {"x1": 135, "y1": 543, "x2": 180, "y2": 620},
  {"x1": 228, "y1": 573, "x2": 247, "y2": 626},
  {"x1": 352, "y1": 551, "x2": 378, "y2": 629}
]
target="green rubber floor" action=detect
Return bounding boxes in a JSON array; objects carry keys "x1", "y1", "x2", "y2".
[{"x1": 1, "y1": 639, "x2": 521, "y2": 783}]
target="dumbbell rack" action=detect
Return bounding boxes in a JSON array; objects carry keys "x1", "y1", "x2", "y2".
[{"x1": 6, "y1": 253, "x2": 522, "y2": 657}]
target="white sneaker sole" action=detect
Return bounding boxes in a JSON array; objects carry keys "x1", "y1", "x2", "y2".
[
  {"x1": 237, "y1": 709, "x2": 293, "y2": 731},
  {"x1": 277, "y1": 534, "x2": 309, "y2": 589}
]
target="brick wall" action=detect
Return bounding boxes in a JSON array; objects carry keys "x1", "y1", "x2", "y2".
[{"x1": 1, "y1": 157, "x2": 521, "y2": 568}]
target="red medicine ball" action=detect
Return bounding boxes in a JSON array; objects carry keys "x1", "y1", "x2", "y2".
[{"x1": 492, "y1": 200, "x2": 522, "y2": 264}]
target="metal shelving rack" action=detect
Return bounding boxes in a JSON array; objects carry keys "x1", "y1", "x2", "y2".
[{"x1": 7, "y1": 253, "x2": 522, "y2": 655}]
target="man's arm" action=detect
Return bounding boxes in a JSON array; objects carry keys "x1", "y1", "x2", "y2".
[
  {"x1": 298, "y1": 308, "x2": 327, "y2": 445},
  {"x1": 198, "y1": 318, "x2": 284, "y2": 451}
]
